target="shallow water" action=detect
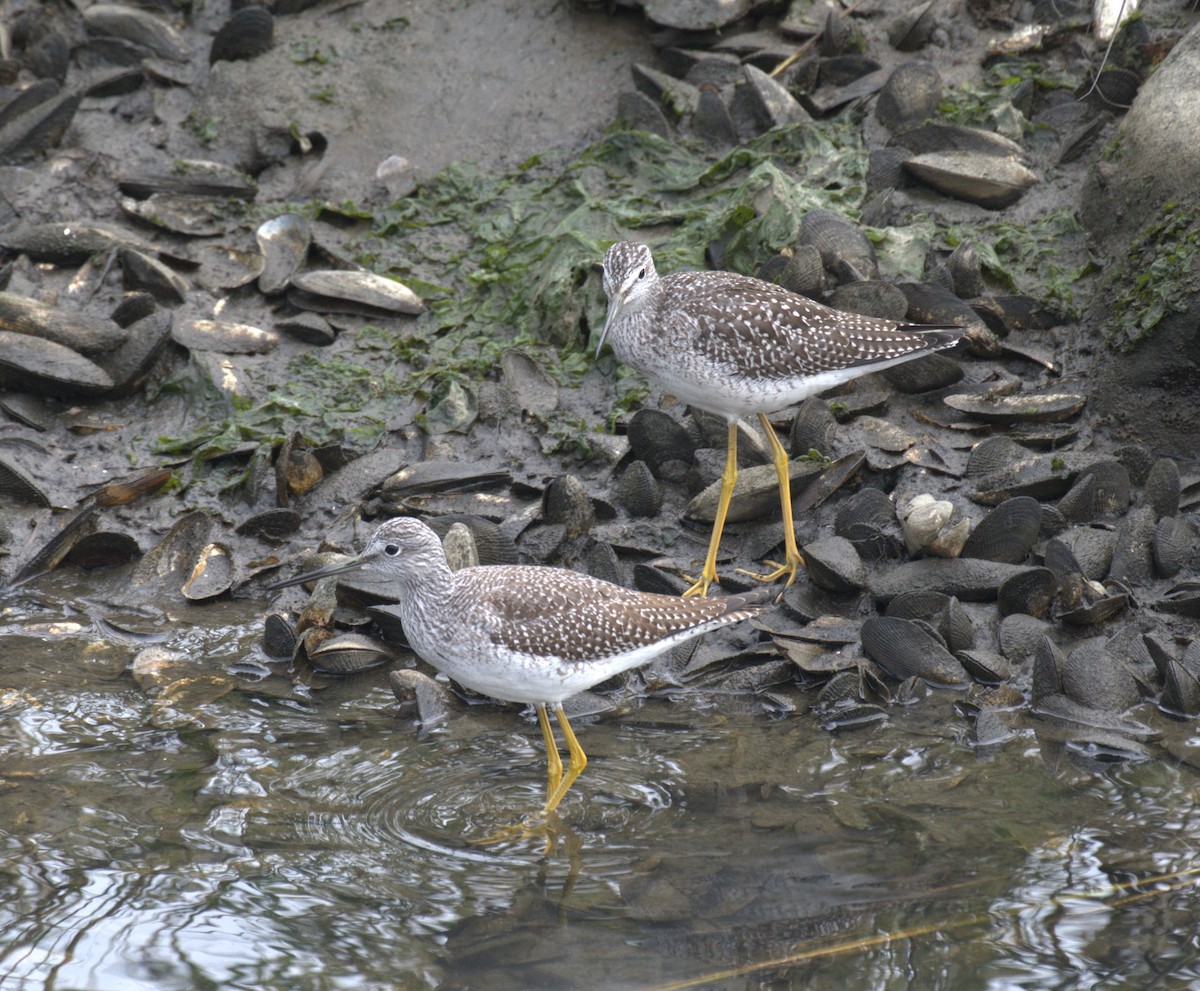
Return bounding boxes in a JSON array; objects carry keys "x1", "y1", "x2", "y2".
[{"x1": 3, "y1": 571, "x2": 1200, "y2": 991}]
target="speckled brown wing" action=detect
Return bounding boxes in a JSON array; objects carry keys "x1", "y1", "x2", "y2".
[
  {"x1": 661, "y1": 271, "x2": 963, "y2": 381},
  {"x1": 459, "y1": 566, "x2": 759, "y2": 662}
]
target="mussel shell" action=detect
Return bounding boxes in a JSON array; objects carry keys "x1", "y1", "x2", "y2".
[
  {"x1": 1143, "y1": 458, "x2": 1181, "y2": 519},
  {"x1": 193, "y1": 244, "x2": 266, "y2": 291},
  {"x1": 892, "y1": 123, "x2": 1027, "y2": 159},
  {"x1": 173, "y1": 318, "x2": 278, "y2": 355},
  {"x1": 0, "y1": 90, "x2": 80, "y2": 164},
  {"x1": 865, "y1": 147, "x2": 910, "y2": 195},
  {"x1": 308, "y1": 632, "x2": 392, "y2": 675},
  {"x1": 130, "y1": 510, "x2": 216, "y2": 588},
  {"x1": 904, "y1": 150, "x2": 1037, "y2": 209},
  {"x1": 118, "y1": 248, "x2": 189, "y2": 303},
  {"x1": 1057, "y1": 460, "x2": 1131, "y2": 522},
  {"x1": 789, "y1": 396, "x2": 837, "y2": 455},
  {"x1": 210, "y1": 5, "x2": 274, "y2": 64},
  {"x1": 1057, "y1": 527, "x2": 1116, "y2": 581},
  {"x1": 0, "y1": 330, "x2": 114, "y2": 398},
  {"x1": 614, "y1": 459, "x2": 664, "y2": 518},
  {"x1": 118, "y1": 161, "x2": 257, "y2": 201},
  {"x1": 1058, "y1": 589, "x2": 1129, "y2": 626},
  {"x1": 739, "y1": 64, "x2": 810, "y2": 131},
  {"x1": 0, "y1": 221, "x2": 154, "y2": 264},
  {"x1": 0, "y1": 291, "x2": 127, "y2": 355},
  {"x1": 945, "y1": 391, "x2": 1085, "y2": 424},
  {"x1": 389, "y1": 669, "x2": 455, "y2": 725},
  {"x1": 946, "y1": 240, "x2": 985, "y2": 299},
  {"x1": 1160, "y1": 658, "x2": 1200, "y2": 717},
  {"x1": 965, "y1": 436, "x2": 1031, "y2": 479},
  {"x1": 960, "y1": 496, "x2": 1042, "y2": 564},
  {"x1": 885, "y1": 590, "x2": 974, "y2": 652},
  {"x1": 860, "y1": 616, "x2": 969, "y2": 687},
  {"x1": 256, "y1": 214, "x2": 311, "y2": 295},
  {"x1": 289, "y1": 270, "x2": 424, "y2": 317},
  {"x1": 875, "y1": 60, "x2": 941, "y2": 129},
  {"x1": 262, "y1": 613, "x2": 297, "y2": 659},
  {"x1": 132, "y1": 187, "x2": 242, "y2": 235},
  {"x1": 825, "y1": 280, "x2": 908, "y2": 321},
  {"x1": 84, "y1": 4, "x2": 189, "y2": 62},
  {"x1": 1059, "y1": 639, "x2": 1142, "y2": 713},
  {"x1": 799, "y1": 209, "x2": 878, "y2": 281},
  {"x1": 63, "y1": 530, "x2": 141, "y2": 570},
  {"x1": 834, "y1": 487, "x2": 902, "y2": 561},
  {"x1": 627, "y1": 408, "x2": 697, "y2": 472},
  {"x1": 997, "y1": 566, "x2": 1057, "y2": 618},
  {"x1": 803, "y1": 536, "x2": 867, "y2": 591},
  {"x1": 424, "y1": 514, "x2": 519, "y2": 566},
  {"x1": 616, "y1": 90, "x2": 671, "y2": 139},
  {"x1": 778, "y1": 244, "x2": 824, "y2": 299},
  {"x1": 0, "y1": 457, "x2": 51, "y2": 506},
  {"x1": 956, "y1": 649, "x2": 1012, "y2": 686},
  {"x1": 630, "y1": 63, "x2": 698, "y2": 118},
  {"x1": 888, "y1": 2, "x2": 937, "y2": 51},
  {"x1": 181, "y1": 542, "x2": 234, "y2": 601},
  {"x1": 1108, "y1": 506, "x2": 1156, "y2": 584},
  {"x1": 870, "y1": 558, "x2": 1037, "y2": 604},
  {"x1": 544, "y1": 474, "x2": 596, "y2": 538},
  {"x1": 1153, "y1": 516, "x2": 1196, "y2": 578},
  {"x1": 236, "y1": 508, "x2": 302, "y2": 543}
]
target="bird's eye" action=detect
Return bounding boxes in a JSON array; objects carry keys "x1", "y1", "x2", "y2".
[
  {"x1": 384, "y1": 544, "x2": 400, "y2": 556},
  {"x1": 637, "y1": 267, "x2": 646, "y2": 280}
]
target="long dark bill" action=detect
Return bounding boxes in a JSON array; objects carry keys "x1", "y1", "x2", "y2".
[{"x1": 265, "y1": 558, "x2": 365, "y2": 591}]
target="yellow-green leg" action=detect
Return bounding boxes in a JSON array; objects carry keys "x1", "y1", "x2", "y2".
[
  {"x1": 684, "y1": 420, "x2": 738, "y2": 598},
  {"x1": 542, "y1": 703, "x2": 588, "y2": 814},
  {"x1": 738, "y1": 413, "x2": 805, "y2": 588},
  {"x1": 536, "y1": 703, "x2": 563, "y2": 801}
]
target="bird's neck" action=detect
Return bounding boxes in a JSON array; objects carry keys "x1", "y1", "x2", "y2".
[{"x1": 613, "y1": 279, "x2": 662, "y2": 349}]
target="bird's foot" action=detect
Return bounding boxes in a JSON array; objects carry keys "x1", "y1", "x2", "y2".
[
  {"x1": 681, "y1": 569, "x2": 720, "y2": 597},
  {"x1": 735, "y1": 555, "x2": 804, "y2": 596},
  {"x1": 472, "y1": 811, "x2": 562, "y2": 852}
]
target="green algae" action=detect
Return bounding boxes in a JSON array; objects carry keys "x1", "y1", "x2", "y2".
[{"x1": 1104, "y1": 201, "x2": 1200, "y2": 350}]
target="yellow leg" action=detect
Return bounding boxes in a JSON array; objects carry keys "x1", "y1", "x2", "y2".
[
  {"x1": 542, "y1": 703, "x2": 588, "y2": 814},
  {"x1": 536, "y1": 703, "x2": 563, "y2": 801},
  {"x1": 737, "y1": 413, "x2": 805, "y2": 589},
  {"x1": 684, "y1": 420, "x2": 738, "y2": 598}
]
